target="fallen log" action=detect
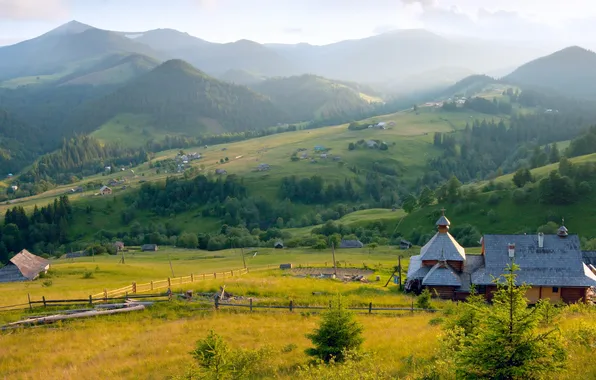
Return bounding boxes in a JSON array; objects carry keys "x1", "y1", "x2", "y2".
[{"x1": 3, "y1": 304, "x2": 145, "y2": 329}]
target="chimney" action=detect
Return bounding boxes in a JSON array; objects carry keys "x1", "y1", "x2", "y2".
[
  {"x1": 538, "y1": 232, "x2": 544, "y2": 248},
  {"x1": 508, "y1": 243, "x2": 515, "y2": 258}
]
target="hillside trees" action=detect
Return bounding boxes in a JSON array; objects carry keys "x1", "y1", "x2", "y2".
[{"x1": 512, "y1": 168, "x2": 533, "y2": 188}]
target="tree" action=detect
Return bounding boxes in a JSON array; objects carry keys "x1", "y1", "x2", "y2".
[
  {"x1": 558, "y1": 157, "x2": 574, "y2": 177},
  {"x1": 418, "y1": 186, "x2": 436, "y2": 208},
  {"x1": 446, "y1": 175, "x2": 462, "y2": 203},
  {"x1": 348, "y1": 142, "x2": 355, "y2": 151},
  {"x1": 512, "y1": 168, "x2": 532, "y2": 188},
  {"x1": 416, "y1": 288, "x2": 432, "y2": 309},
  {"x1": 306, "y1": 296, "x2": 364, "y2": 362},
  {"x1": 225, "y1": 157, "x2": 229, "y2": 162},
  {"x1": 549, "y1": 142, "x2": 560, "y2": 163},
  {"x1": 451, "y1": 264, "x2": 567, "y2": 379},
  {"x1": 402, "y1": 194, "x2": 418, "y2": 214},
  {"x1": 192, "y1": 330, "x2": 230, "y2": 378}
]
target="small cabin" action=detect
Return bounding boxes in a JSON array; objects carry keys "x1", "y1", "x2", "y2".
[
  {"x1": 141, "y1": 244, "x2": 158, "y2": 252},
  {"x1": 274, "y1": 241, "x2": 284, "y2": 249},
  {"x1": 339, "y1": 239, "x2": 364, "y2": 249},
  {"x1": 99, "y1": 186, "x2": 112, "y2": 195},
  {"x1": 0, "y1": 250, "x2": 50, "y2": 283}
]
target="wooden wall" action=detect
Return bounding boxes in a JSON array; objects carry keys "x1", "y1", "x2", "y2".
[
  {"x1": 427, "y1": 286, "x2": 455, "y2": 300},
  {"x1": 482, "y1": 285, "x2": 585, "y2": 304},
  {"x1": 561, "y1": 287, "x2": 587, "y2": 304}
]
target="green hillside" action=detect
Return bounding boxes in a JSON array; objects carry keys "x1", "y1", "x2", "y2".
[
  {"x1": 251, "y1": 74, "x2": 381, "y2": 123},
  {"x1": 66, "y1": 59, "x2": 284, "y2": 137},
  {"x1": 505, "y1": 46, "x2": 596, "y2": 99},
  {"x1": 218, "y1": 69, "x2": 265, "y2": 85}
]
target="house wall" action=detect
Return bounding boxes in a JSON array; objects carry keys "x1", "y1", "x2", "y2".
[
  {"x1": 561, "y1": 287, "x2": 587, "y2": 304},
  {"x1": 539, "y1": 286, "x2": 561, "y2": 303},
  {"x1": 525, "y1": 287, "x2": 541, "y2": 304},
  {"x1": 427, "y1": 286, "x2": 455, "y2": 300}
]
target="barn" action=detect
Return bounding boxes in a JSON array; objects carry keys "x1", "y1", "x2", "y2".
[{"x1": 0, "y1": 249, "x2": 50, "y2": 283}]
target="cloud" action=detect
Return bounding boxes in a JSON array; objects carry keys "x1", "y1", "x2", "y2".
[
  {"x1": 283, "y1": 27, "x2": 303, "y2": 34},
  {"x1": 401, "y1": 0, "x2": 438, "y2": 9},
  {"x1": 0, "y1": 0, "x2": 68, "y2": 20}
]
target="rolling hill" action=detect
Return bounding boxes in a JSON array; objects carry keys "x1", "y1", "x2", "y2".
[
  {"x1": 218, "y1": 69, "x2": 265, "y2": 85},
  {"x1": 504, "y1": 46, "x2": 596, "y2": 99},
  {"x1": 0, "y1": 21, "x2": 164, "y2": 83},
  {"x1": 250, "y1": 74, "x2": 381, "y2": 123},
  {"x1": 67, "y1": 59, "x2": 284, "y2": 137}
]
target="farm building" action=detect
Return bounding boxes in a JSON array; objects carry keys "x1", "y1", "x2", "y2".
[
  {"x1": 0, "y1": 249, "x2": 50, "y2": 283},
  {"x1": 314, "y1": 145, "x2": 326, "y2": 152},
  {"x1": 340, "y1": 240, "x2": 364, "y2": 249},
  {"x1": 274, "y1": 241, "x2": 284, "y2": 249},
  {"x1": 99, "y1": 186, "x2": 112, "y2": 195},
  {"x1": 405, "y1": 212, "x2": 596, "y2": 304},
  {"x1": 141, "y1": 244, "x2": 158, "y2": 252},
  {"x1": 400, "y1": 240, "x2": 413, "y2": 250},
  {"x1": 215, "y1": 169, "x2": 227, "y2": 175}
]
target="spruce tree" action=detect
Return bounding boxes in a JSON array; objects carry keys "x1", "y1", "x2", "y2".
[{"x1": 454, "y1": 264, "x2": 567, "y2": 379}]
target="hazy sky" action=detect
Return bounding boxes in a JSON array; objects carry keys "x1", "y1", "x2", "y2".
[{"x1": 1, "y1": 0, "x2": 596, "y2": 46}]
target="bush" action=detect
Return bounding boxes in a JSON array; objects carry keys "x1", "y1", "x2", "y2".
[
  {"x1": 416, "y1": 288, "x2": 432, "y2": 309},
  {"x1": 306, "y1": 296, "x2": 364, "y2": 362},
  {"x1": 511, "y1": 188, "x2": 527, "y2": 205},
  {"x1": 42, "y1": 280, "x2": 53, "y2": 287},
  {"x1": 487, "y1": 192, "x2": 502, "y2": 205},
  {"x1": 82, "y1": 270, "x2": 94, "y2": 279}
]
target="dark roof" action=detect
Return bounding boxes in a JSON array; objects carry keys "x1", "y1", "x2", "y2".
[
  {"x1": 5, "y1": 250, "x2": 50, "y2": 280},
  {"x1": 339, "y1": 240, "x2": 364, "y2": 248},
  {"x1": 422, "y1": 263, "x2": 462, "y2": 287},
  {"x1": 583, "y1": 251, "x2": 596, "y2": 266},
  {"x1": 419, "y1": 232, "x2": 466, "y2": 262},
  {"x1": 472, "y1": 234, "x2": 596, "y2": 287}
]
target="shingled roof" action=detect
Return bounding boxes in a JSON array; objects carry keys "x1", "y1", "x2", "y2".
[
  {"x1": 422, "y1": 262, "x2": 462, "y2": 287},
  {"x1": 0, "y1": 250, "x2": 50, "y2": 281},
  {"x1": 472, "y1": 234, "x2": 596, "y2": 287},
  {"x1": 419, "y1": 233, "x2": 466, "y2": 262}
]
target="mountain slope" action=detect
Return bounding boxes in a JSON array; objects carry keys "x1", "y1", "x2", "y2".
[
  {"x1": 0, "y1": 109, "x2": 41, "y2": 173},
  {"x1": 218, "y1": 69, "x2": 265, "y2": 85},
  {"x1": 0, "y1": 24, "x2": 164, "y2": 81},
  {"x1": 250, "y1": 74, "x2": 380, "y2": 122},
  {"x1": 67, "y1": 59, "x2": 284, "y2": 136},
  {"x1": 505, "y1": 46, "x2": 596, "y2": 99}
]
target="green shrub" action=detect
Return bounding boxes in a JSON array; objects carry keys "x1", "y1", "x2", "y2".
[
  {"x1": 306, "y1": 296, "x2": 364, "y2": 362},
  {"x1": 41, "y1": 280, "x2": 52, "y2": 287},
  {"x1": 82, "y1": 270, "x2": 94, "y2": 279},
  {"x1": 416, "y1": 288, "x2": 432, "y2": 309}
]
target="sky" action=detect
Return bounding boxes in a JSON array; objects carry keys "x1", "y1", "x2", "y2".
[{"x1": 1, "y1": 0, "x2": 596, "y2": 47}]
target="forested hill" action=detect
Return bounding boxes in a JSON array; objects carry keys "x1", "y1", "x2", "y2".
[
  {"x1": 504, "y1": 46, "x2": 596, "y2": 99},
  {"x1": 66, "y1": 59, "x2": 285, "y2": 136},
  {"x1": 0, "y1": 109, "x2": 42, "y2": 173},
  {"x1": 250, "y1": 74, "x2": 379, "y2": 123}
]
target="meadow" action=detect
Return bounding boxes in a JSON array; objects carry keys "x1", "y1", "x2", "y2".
[{"x1": 1, "y1": 247, "x2": 596, "y2": 379}]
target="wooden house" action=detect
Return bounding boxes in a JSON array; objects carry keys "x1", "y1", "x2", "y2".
[
  {"x1": 406, "y1": 213, "x2": 596, "y2": 304},
  {"x1": 141, "y1": 244, "x2": 158, "y2": 252},
  {"x1": 0, "y1": 250, "x2": 50, "y2": 283},
  {"x1": 274, "y1": 241, "x2": 284, "y2": 249},
  {"x1": 99, "y1": 186, "x2": 112, "y2": 195}
]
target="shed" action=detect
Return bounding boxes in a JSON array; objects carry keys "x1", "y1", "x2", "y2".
[
  {"x1": 0, "y1": 250, "x2": 50, "y2": 283},
  {"x1": 99, "y1": 186, "x2": 112, "y2": 195},
  {"x1": 141, "y1": 244, "x2": 158, "y2": 252},
  {"x1": 215, "y1": 169, "x2": 227, "y2": 175},
  {"x1": 400, "y1": 239, "x2": 413, "y2": 250},
  {"x1": 274, "y1": 241, "x2": 284, "y2": 249},
  {"x1": 339, "y1": 239, "x2": 364, "y2": 249},
  {"x1": 279, "y1": 263, "x2": 293, "y2": 269}
]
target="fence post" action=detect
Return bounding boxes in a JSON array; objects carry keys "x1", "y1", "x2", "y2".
[
  {"x1": 369, "y1": 302, "x2": 372, "y2": 314},
  {"x1": 168, "y1": 277, "x2": 171, "y2": 287},
  {"x1": 214, "y1": 272, "x2": 217, "y2": 279},
  {"x1": 290, "y1": 300, "x2": 294, "y2": 312},
  {"x1": 329, "y1": 300, "x2": 332, "y2": 309},
  {"x1": 42, "y1": 296, "x2": 46, "y2": 308},
  {"x1": 27, "y1": 293, "x2": 32, "y2": 310},
  {"x1": 191, "y1": 273, "x2": 194, "y2": 282},
  {"x1": 132, "y1": 282, "x2": 137, "y2": 294},
  {"x1": 250, "y1": 298, "x2": 253, "y2": 312},
  {"x1": 231, "y1": 270, "x2": 234, "y2": 277},
  {"x1": 103, "y1": 289, "x2": 108, "y2": 302},
  {"x1": 215, "y1": 297, "x2": 219, "y2": 310},
  {"x1": 89, "y1": 295, "x2": 93, "y2": 306},
  {"x1": 151, "y1": 281, "x2": 154, "y2": 291}
]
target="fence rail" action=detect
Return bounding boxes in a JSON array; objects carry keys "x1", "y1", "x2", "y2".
[{"x1": 91, "y1": 267, "x2": 249, "y2": 300}]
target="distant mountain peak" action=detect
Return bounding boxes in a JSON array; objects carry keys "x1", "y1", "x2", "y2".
[{"x1": 45, "y1": 20, "x2": 94, "y2": 37}]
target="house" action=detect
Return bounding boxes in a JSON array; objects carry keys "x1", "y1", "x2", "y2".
[
  {"x1": 215, "y1": 169, "x2": 227, "y2": 175},
  {"x1": 301, "y1": 153, "x2": 309, "y2": 159},
  {"x1": 99, "y1": 186, "x2": 112, "y2": 195},
  {"x1": 333, "y1": 156, "x2": 342, "y2": 161},
  {"x1": 274, "y1": 241, "x2": 284, "y2": 249},
  {"x1": 366, "y1": 140, "x2": 378, "y2": 148},
  {"x1": 107, "y1": 179, "x2": 125, "y2": 187},
  {"x1": 320, "y1": 154, "x2": 328, "y2": 159},
  {"x1": 114, "y1": 241, "x2": 125, "y2": 251},
  {"x1": 314, "y1": 145, "x2": 326, "y2": 152},
  {"x1": 141, "y1": 244, "x2": 158, "y2": 252},
  {"x1": 400, "y1": 239, "x2": 413, "y2": 250},
  {"x1": 257, "y1": 163, "x2": 270, "y2": 171},
  {"x1": 339, "y1": 239, "x2": 364, "y2": 249},
  {"x1": 0, "y1": 249, "x2": 50, "y2": 283},
  {"x1": 405, "y1": 212, "x2": 596, "y2": 303}
]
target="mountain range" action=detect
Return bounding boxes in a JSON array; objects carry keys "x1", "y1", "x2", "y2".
[{"x1": 0, "y1": 20, "x2": 548, "y2": 88}]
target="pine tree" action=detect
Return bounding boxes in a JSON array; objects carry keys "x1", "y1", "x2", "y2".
[
  {"x1": 453, "y1": 264, "x2": 567, "y2": 379},
  {"x1": 549, "y1": 142, "x2": 561, "y2": 163}
]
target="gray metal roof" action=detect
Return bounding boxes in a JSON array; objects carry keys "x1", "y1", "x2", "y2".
[
  {"x1": 420, "y1": 232, "x2": 466, "y2": 262},
  {"x1": 339, "y1": 240, "x2": 363, "y2": 248},
  {"x1": 472, "y1": 234, "x2": 596, "y2": 287},
  {"x1": 422, "y1": 263, "x2": 462, "y2": 287},
  {"x1": 436, "y1": 215, "x2": 451, "y2": 226},
  {"x1": 406, "y1": 255, "x2": 422, "y2": 278},
  {"x1": 582, "y1": 251, "x2": 596, "y2": 266}
]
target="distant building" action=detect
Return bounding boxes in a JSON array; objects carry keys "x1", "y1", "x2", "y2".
[
  {"x1": 257, "y1": 163, "x2": 270, "y2": 171},
  {"x1": 10, "y1": 185, "x2": 18, "y2": 192},
  {"x1": 314, "y1": 145, "x2": 326, "y2": 152},
  {"x1": 333, "y1": 156, "x2": 342, "y2": 161},
  {"x1": 141, "y1": 244, "x2": 158, "y2": 252},
  {"x1": 0, "y1": 249, "x2": 50, "y2": 283},
  {"x1": 215, "y1": 169, "x2": 227, "y2": 175},
  {"x1": 99, "y1": 186, "x2": 112, "y2": 195},
  {"x1": 366, "y1": 140, "x2": 378, "y2": 148},
  {"x1": 400, "y1": 239, "x2": 413, "y2": 250},
  {"x1": 274, "y1": 241, "x2": 284, "y2": 249},
  {"x1": 320, "y1": 153, "x2": 328, "y2": 159},
  {"x1": 339, "y1": 240, "x2": 364, "y2": 249}
]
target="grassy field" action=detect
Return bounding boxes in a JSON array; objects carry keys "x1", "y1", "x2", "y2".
[{"x1": 1, "y1": 246, "x2": 595, "y2": 379}]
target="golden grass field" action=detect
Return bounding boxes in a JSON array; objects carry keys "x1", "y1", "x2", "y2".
[{"x1": 1, "y1": 247, "x2": 596, "y2": 379}]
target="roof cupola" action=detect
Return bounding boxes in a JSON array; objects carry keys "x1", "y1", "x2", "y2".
[{"x1": 436, "y1": 208, "x2": 450, "y2": 233}]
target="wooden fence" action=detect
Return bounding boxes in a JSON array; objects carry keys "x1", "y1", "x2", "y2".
[{"x1": 91, "y1": 267, "x2": 249, "y2": 300}]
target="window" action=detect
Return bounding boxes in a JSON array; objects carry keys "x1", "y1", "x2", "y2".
[{"x1": 552, "y1": 287, "x2": 559, "y2": 293}]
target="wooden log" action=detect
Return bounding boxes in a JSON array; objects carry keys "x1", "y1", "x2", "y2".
[{"x1": 4, "y1": 305, "x2": 146, "y2": 328}]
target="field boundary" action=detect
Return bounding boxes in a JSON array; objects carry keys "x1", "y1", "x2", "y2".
[{"x1": 91, "y1": 267, "x2": 249, "y2": 300}]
